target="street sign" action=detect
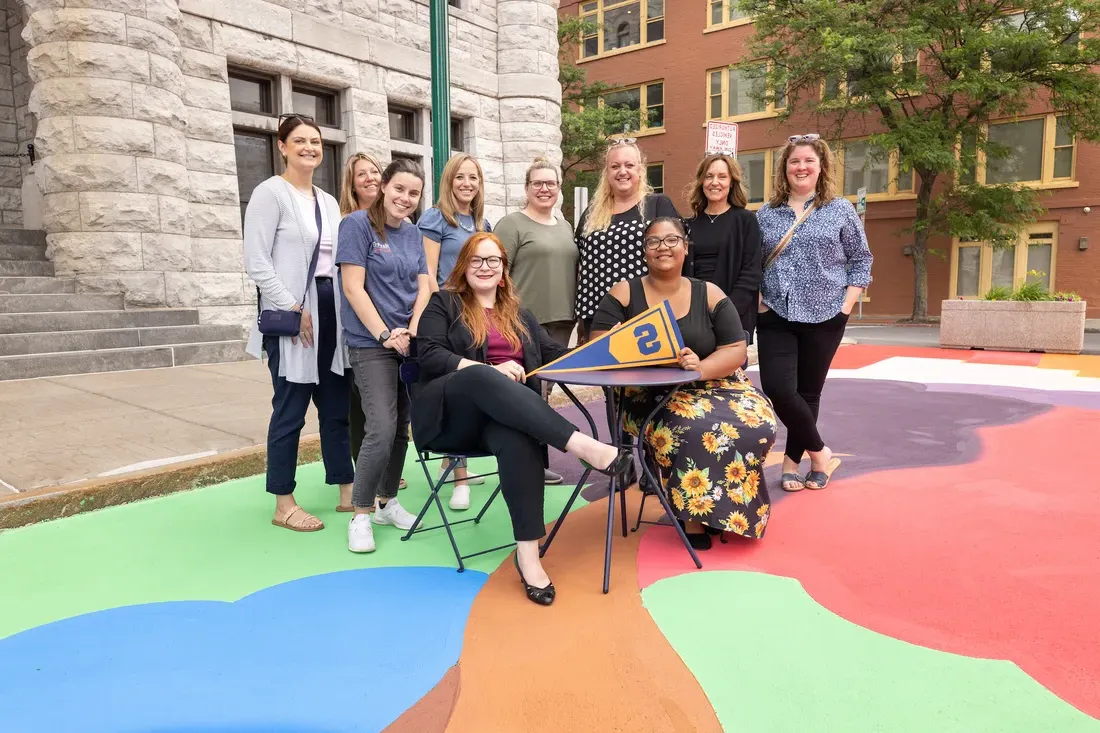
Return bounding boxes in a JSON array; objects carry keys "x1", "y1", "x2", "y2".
[
  {"x1": 705, "y1": 120, "x2": 738, "y2": 155},
  {"x1": 856, "y1": 186, "x2": 868, "y2": 216}
]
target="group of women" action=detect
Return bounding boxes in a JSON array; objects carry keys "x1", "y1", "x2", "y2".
[{"x1": 244, "y1": 114, "x2": 872, "y2": 606}]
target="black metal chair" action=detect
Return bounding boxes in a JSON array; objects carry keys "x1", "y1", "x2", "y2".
[{"x1": 397, "y1": 342, "x2": 510, "y2": 572}]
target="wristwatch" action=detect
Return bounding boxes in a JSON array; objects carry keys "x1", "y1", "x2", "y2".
[{"x1": 378, "y1": 329, "x2": 391, "y2": 343}]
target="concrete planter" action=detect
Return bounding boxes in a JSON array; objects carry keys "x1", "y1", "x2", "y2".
[{"x1": 940, "y1": 299, "x2": 1087, "y2": 354}]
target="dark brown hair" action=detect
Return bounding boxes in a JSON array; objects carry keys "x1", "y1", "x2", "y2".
[
  {"x1": 277, "y1": 115, "x2": 323, "y2": 166},
  {"x1": 687, "y1": 153, "x2": 748, "y2": 216},
  {"x1": 367, "y1": 158, "x2": 425, "y2": 241}
]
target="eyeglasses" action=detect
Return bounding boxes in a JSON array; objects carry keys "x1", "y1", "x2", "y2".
[
  {"x1": 470, "y1": 256, "x2": 503, "y2": 270},
  {"x1": 528, "y1": 180, "x2": 560, "y2": 190},
  {"x1": 608, "y1": 137, "x2": 638, "y2": 147},
  {"x1": 787, "y1": 134, "x2": 821, "y2": 144},
  {"x1": 644, "y1": 234, "x2": 685, "y2": 250}
]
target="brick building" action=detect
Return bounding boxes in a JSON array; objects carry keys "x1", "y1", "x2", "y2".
[
  {"x1": 560, "y1": 0, "x2": 1099, "y2": 318},
  {"x1": 0, "y1": 0, "x2": 562, "y2": 379}
]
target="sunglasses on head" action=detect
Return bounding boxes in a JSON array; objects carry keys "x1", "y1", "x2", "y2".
[
  {"x1": 788, "y1": 133, "x2": 821, "y2": 144},
  {"x1": 279, "y1": 113, "x2": 316, "y2": 124},
  {"x1": 608, "y1": 137, "x2": 638, "y2": 147}
]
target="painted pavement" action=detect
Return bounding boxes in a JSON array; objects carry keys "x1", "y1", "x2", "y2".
[{"x1": 1, "y1": 345, "x2": 1098, "y2": 732}]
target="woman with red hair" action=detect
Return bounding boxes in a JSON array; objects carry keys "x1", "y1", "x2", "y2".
[{"x1": 413, "y1": 232, "x2": 630, "y2": 606}]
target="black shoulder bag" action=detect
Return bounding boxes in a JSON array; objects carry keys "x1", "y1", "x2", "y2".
[{"x1": 257, "y1": 189, "x2": 323, "y2": 337}]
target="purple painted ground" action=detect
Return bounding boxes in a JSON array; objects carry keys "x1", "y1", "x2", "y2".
[{"x1": 546, "y1": 377, "x2": 1052, "y2": 511}]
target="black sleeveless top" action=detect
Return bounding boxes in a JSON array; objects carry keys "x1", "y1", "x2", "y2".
[{"x1": 590, "y1": 277, "x2": 745, "y2": 359}]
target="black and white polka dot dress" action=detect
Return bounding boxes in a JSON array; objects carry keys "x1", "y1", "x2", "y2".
[{"x1": 574, "y1": 194, "x2": 680, "y2": 321}]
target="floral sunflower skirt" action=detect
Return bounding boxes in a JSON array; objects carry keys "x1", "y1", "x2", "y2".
[{"x1": 621, "y1": 375, "x2": 778, "y2": 538}]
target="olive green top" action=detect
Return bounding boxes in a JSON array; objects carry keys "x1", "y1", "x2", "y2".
[{"x1": 494, "y1": 211, "x2": 578, "y2": 325}]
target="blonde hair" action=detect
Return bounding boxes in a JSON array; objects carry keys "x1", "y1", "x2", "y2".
[
  {"x1": 339, "y1": 152, "x2": 382, "y2": 216},
  {"x1": 525, "y1": 157, "x2": 560, "y2": 185},
  {"x1": 442, "y1": 232, "x2": 530, "y2": 351},
  {"x1": 687, "y1": 154, "x2": 748, "y2": 216},
  {"x1": 769, "y1": 138, "x2": 837, "y2": 208},
  {"x1": 435, "y1": 153, "x2": 487, "y2": 231},
  {"x1": 582, "y1": 140, "x2": 653, "y2": 237}
]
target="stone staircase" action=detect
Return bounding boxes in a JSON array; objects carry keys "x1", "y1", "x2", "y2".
[{"x1": 0, "y1": 229, "x2": 252, "y2": 381}]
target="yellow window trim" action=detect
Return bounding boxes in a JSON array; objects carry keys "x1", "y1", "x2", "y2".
[
  {"x1": 705, "y1": 0, "x2": 753, "y2": 31},
  {"x1": 598, "y1": 79, "x2": 665, "y2": 135},
  {"x1": 648, "y1": 161, "x2": 665, "y2": 193},
  {"x1": 948, "y1": 223, "x2": 1059, "y2": 299},
  {"x1": 834, "y1": 139, "x2": 915, "y2": 200},
  {"x1": 705, "y1": 62, "x2": 787, "y2": 123},
  {"x1": 577, "y1": 0, "x2": 665, "y2": 63},
  {"x1": 957, "y1": 112, "x2": 1077, "y2": 187}
]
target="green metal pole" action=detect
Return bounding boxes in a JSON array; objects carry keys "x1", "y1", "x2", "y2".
[{"x1": 430, "y1": 0, "x2": 451, "y2": 195}]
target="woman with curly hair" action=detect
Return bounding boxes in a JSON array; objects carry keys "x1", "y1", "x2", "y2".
[{"x1": 590, "y1": 217, "x2": 778, "y2": 550}]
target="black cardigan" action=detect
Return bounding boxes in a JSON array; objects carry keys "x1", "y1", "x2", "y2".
[
  {"x1": 682, "y1": 207, "x2": 762, "y2": 342},
  {"x1": 410, "y1": 290, "x2": 568, "y2": 450}
]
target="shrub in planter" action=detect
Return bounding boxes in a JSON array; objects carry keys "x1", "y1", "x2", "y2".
[{"x1": 941, "y1": 272, "x2": 1086, "y2": 354}]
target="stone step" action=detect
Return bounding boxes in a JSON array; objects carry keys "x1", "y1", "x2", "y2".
[
  {"x1": 0, "y1": 277, "x2": 77, "y2": 294},
  {"x1": 0, "y1": 229, "x2": 46, "y2": 247},
  {"x1": 0, "y1": 260, "x2": 54, "y2": 277},
  {"x1": 0, "y1": 293, "x2": 124, "y2": 313},
  {"x1": 0, "y1": 341, "x2": 253, "y2": 381},
  {"x1": 0, "y1": 308, "x2": 200, "y2": 335},
  {"x1": 0, "y1": 325, "x2": 245, "y2": 356},
  {"x1": 0, "y1": 244, "x2": 48, "y2": 261}
]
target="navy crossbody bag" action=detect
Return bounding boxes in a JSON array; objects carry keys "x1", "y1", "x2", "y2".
[{"x1": 256, "y1": 189, "x2": 323, "y2": 337}]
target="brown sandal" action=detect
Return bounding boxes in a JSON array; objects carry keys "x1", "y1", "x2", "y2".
[
  {"x1": 272, "y1": 506, "x2": 324, "y2": 532},
  {"x1": 335, "y1": 504, "x2": 353, "y2": 513}
]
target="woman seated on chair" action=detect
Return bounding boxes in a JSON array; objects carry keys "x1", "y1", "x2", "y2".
[
  {"x1": 414, "y1": 232, "x2": 631, "y2": 606},
  {"x1": 589, "y1": 217, "x2": 779, "y2": 550}
]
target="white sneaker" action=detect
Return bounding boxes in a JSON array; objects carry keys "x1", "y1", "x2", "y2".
[
  {"x1": 348, "y1": 514, "x2": 375, "y2": 553},
  {"x1": 441, "y1": 462, "x2": 485, "y2": 485},
  {"x1": 449, "y1": 484, "x2": 471, "y2": 511},
  {"x1": 373, "y1": 498, "x2": 418, "y2": 530}
]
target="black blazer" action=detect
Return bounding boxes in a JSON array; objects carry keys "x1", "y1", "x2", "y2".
[
  {"x1": 411, "y1": 290, "x2": 569, "y2": 450},
  {"x1": 682, "y1": 207, "x2": 762, "y2": 342}
]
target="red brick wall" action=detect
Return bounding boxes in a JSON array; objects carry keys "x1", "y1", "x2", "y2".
[{"x1": 561, "y1": 1, "x2": 1100, "y2": 318}]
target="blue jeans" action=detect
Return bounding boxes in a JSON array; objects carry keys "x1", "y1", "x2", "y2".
[{"x1": 264, "y1": 277, "x2": 354, "y2": 495}]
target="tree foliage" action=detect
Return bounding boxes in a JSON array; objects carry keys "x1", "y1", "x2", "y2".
[
  {"x1": 738, "y1": 0, "x2": 1100, "y2": 319},
  {"x1": 558, "y1": 15, "x2": 640, "y2": 220}
]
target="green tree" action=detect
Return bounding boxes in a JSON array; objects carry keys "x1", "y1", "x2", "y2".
[
  {"x1": 558, "y1": 15, "x2": 641, "y2": 221},
  {"x1": 739, "y1": 0, "x2": 1100, "y2": 319}
]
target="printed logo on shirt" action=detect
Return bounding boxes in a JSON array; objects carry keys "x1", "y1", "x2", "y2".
[{"x1": 371, "y1": 241, "x2": 392, "y2": 253}]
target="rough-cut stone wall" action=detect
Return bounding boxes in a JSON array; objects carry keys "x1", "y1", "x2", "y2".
[
  {"x1": 25, "y1": 0, "x2": 561, "y2": 328},
  {"x1": 0, "y1": 0, "x2": 24, "y2": 225}
]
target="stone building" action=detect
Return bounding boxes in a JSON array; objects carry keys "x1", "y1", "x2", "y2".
[{"x1": 0, "y1": 0, "x2": 562, "y2": 378}]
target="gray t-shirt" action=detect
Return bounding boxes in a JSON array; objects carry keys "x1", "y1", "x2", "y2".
[
  {"x1": 336, "y1": 211, "x2": 427, "y2": 348},
  {"x1": 417, "y1": 206, "x2": 492, "y2": 286},
  {"x1": 495, "y1": 211, "x2": 578, "y2": 324}
]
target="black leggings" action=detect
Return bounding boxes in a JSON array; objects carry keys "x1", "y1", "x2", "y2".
[
  {"x1": 756, "y1": 309, "x2": 848, "y2": 463},
  {"x1": 427, "y1": 365, "x2": 577, "y2": 541}
]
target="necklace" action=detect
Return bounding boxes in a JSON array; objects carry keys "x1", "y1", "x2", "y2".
[
  {"x1": 458, "y1": 214, "x2": 474, "y2": 233},
  {"x1": 704, "y1": 206, "x2": 729, "y2": 224}
]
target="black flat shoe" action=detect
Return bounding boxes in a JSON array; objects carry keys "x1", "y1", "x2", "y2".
[
  {"x1": 581, "y1": 448, "x2": 633, "y2": 478},
  {"x1": 514, "y1": 554, "x2": 555, "y2": 606},
  {"x1": 678, "y1": 520, "x2": 713, "y2": 550}
]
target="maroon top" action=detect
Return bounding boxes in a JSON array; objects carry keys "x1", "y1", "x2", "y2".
[{"x1": 485, "y1": 309, "x2": 523, "y2": 365}]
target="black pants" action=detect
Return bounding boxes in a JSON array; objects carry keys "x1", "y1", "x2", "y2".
[
  {"x1": 264, "y1": 277, "x2": 354, "y2": 495},
  {"x1": 427, "y1": 366, "x2": 577, "y2": 541},
  {"x1": 756, "y1": 309, "x2": 848, "y2": 463}
]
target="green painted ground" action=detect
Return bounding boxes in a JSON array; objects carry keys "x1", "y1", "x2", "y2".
[
  {"x1": 0, "y1": 456, "x2": 584, "y2": 640},
  {"x1": 643, "y1": 571, "x2": 1100, "y2": 733}
]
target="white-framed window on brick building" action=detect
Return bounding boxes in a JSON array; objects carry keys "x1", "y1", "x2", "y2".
[{"x1": 230, "y1": 67, "x2": 348, "y2": 222}]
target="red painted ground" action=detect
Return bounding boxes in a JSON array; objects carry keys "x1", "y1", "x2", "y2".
[
  {"x1": 637, "y1": 406, "x2": 1100, "y2": 719},
  {"x1": 828, "y1": 344, "x2": 1045, "y2": 370}
]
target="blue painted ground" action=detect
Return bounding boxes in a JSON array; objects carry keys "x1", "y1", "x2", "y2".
[{"x1": 0, "y1": 566, "x2": 485, "y2": 733}]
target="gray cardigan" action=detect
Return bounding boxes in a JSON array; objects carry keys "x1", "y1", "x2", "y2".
[{"x1": 243, "y1": 176, "x2": 350, "y2": 384}]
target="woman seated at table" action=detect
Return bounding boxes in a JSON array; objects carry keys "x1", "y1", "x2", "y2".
[
  {"x1": 590, "y1": 217, "x2": 778, "y2": 549},
  {"x1": 414, "y1": 232, "x2": 631, "y2": 606}
]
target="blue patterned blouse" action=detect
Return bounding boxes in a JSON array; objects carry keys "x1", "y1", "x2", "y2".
[{"x1": 756, "y1": 197, "x2": 873, "y2": 324}]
